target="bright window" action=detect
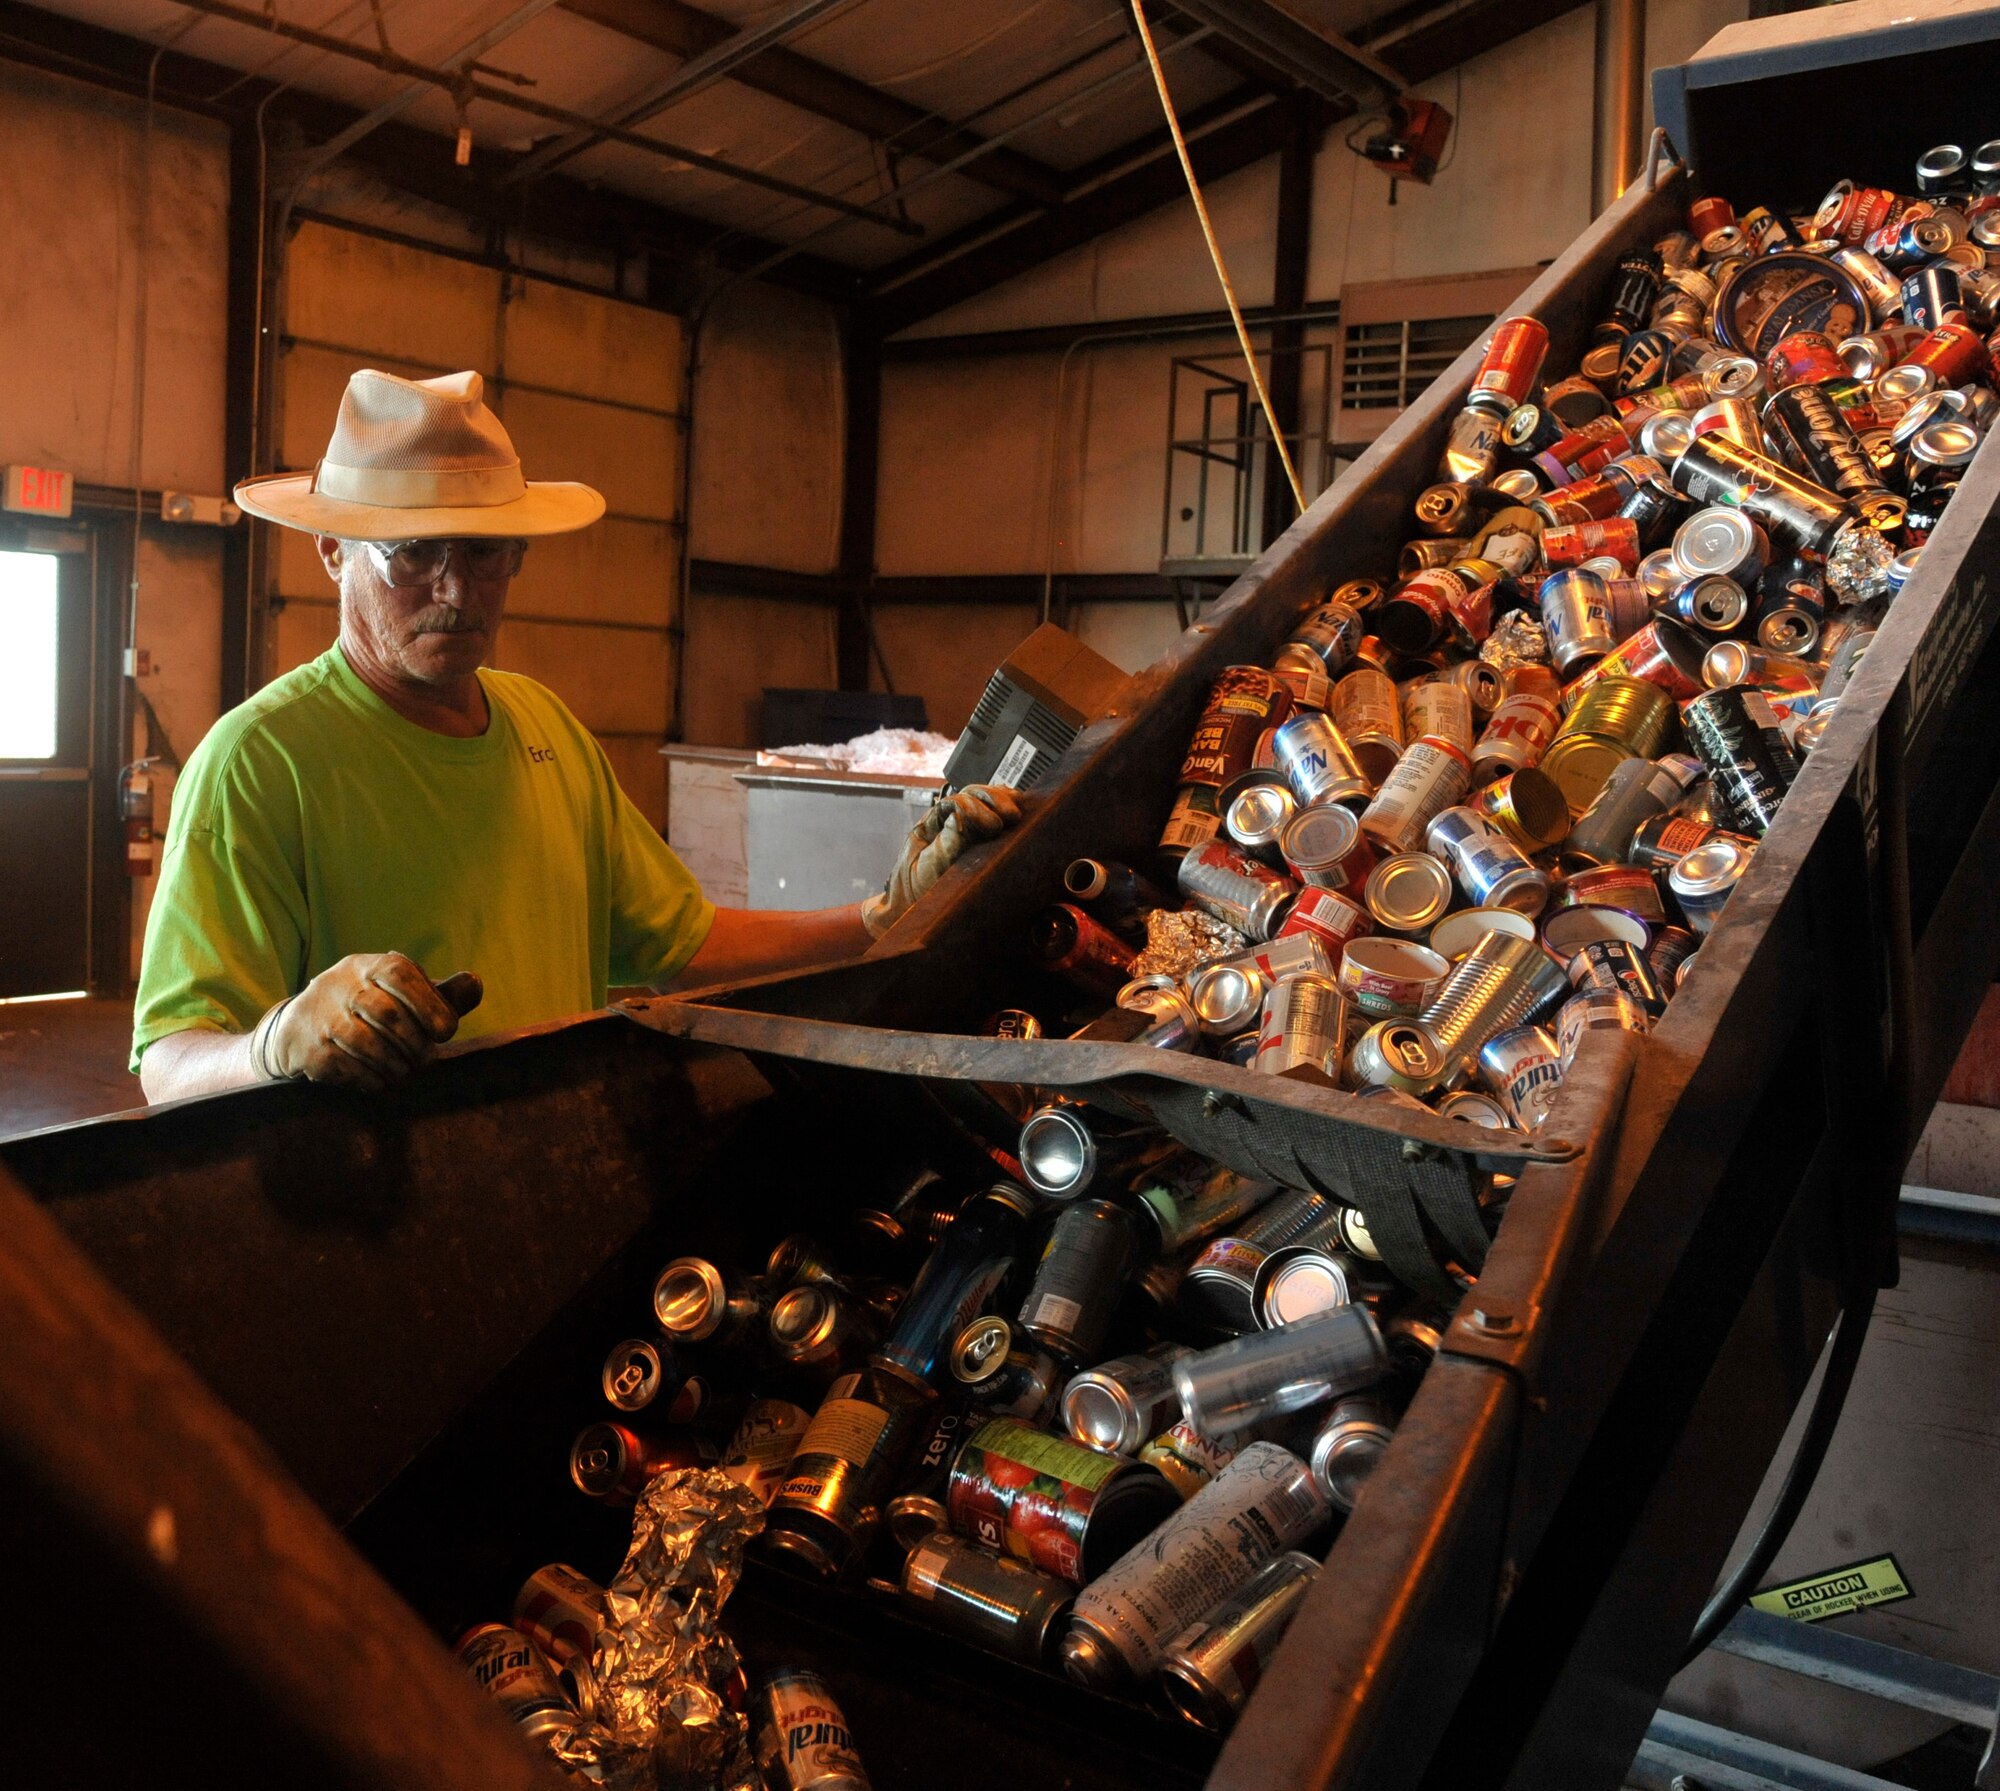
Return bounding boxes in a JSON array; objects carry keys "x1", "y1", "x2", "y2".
[{"x1": 0, "y1": 550, "x2": 60, "y2": 760}]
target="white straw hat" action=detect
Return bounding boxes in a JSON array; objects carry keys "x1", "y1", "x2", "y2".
[{"x1": 234, "y1": 368, "x2": 605, "y2": 539}]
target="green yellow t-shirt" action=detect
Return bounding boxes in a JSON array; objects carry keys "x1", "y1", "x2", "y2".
[{"x1": 131, "y1": 646, "x2": 714, "y2": 1072}]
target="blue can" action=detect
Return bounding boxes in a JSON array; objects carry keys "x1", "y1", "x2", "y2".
[
  {"x1": 1902, "y1": 262, "x2": 1964, "y2": 330},
  {"x1": 1537, "y1": 568, "x2": 1615, "y2": 674}
]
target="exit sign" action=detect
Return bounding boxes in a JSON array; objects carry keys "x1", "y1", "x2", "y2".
[{"x1": 4, "y1": 465, "x2": 73, "y2": 517}]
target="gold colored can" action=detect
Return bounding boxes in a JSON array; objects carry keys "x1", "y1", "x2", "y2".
[
  {"x1": 1556, "y1": 677, "x2": 1672, "y2": 758},
  {"x1": 1539, "y1": 732, "x2": 1636, "y2": 818},
  {"x1": 1330, "y1": 667, "x2": 1405, "y2": 784},
  {"x1": 1473, "y1": 766, "x2": 1571, "y2": 851}
]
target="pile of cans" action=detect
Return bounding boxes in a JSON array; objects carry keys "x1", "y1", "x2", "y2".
[{"x1": 1028, "y1": 158, "x2": 1997, "y2": 1135}]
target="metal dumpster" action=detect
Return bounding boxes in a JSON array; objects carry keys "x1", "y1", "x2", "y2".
[{"x1": 7, "y1": 8, "x2": 2000, "y2": 1789}]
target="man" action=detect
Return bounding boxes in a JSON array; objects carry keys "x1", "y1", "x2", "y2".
[{"x1": 133, "y1": 368, "x2": 1018, "y2": 1101}]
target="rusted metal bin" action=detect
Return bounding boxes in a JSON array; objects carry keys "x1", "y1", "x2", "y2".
[{"x1": 7, "y1": 10, "x2": 2000, "y2": 1789}]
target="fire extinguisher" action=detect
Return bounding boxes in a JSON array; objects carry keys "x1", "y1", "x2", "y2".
[{"x1": 120, "y1": 758, "x2": 159, "y2": 877}]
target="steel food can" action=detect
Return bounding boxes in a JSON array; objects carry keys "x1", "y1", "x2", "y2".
[
  {"x1": 1418, "y1": 930, "x2": 1569, "y2": 1078},
  {"x1": 902, "y1": 1533, "x2": 1075, "y2": 1667},
  {"x1": 1272, "y1": 654, "x2": 1331, "y2": 713},
  {"x1": 754, "y1": 1670, "x2": 871, "y2": 1791},
  {"x1": 947, "y1": 1418, "x2": 1179, "y2": 1585},
  {"x1": 1425, "y1": 805, "x2": 1550, "y2": 914},
  {"x1": 1363, "y1": 851, "x2": 1456, "y2": 934},
  {"x1": 1358, "y1": 735, "x2": 1473, "y2": 853},
  {"x1": 1254, "y1": 971, "x2": 1347, "y2": 1075},
  {"x1": 1181, "y1": 1236, "x2": 1272, "y2": 1337},
  {"x1": 1279, "y1": 802, "x2": 1377, "y2": 897},
  {"x1": 1669, "y1": 835, "x2": 1756, "y2": 934},
  {"x1": 1061, "y1": 1344, "x2": 1195, "y2": 1456},
  {"x1": 1682, "y1": 687, "x2": 1799, "y2": 837},
  {"x1": 1562, "y1": 755, "x2": 1692, "y2": 869},
  {"x1": 1159, "y1": 1551, "x2": 1320, "y2": 1732},
  {"x1": 1538, "y1": 568, "x2": 1616, "y2": 673},
  {"x1": 1556, "y1": 988, "x2": 1651, "y2": 1068},
  {"x1": 1476, "y1": 1024, "x2": 1564, "y2": 1128},
  {"x1": 1552, "y1": 862, "x2": 1667, "y2": 927},
  {"x1": 1272, "y1": 711, "x2": 1373, "y2": 807},
  {"x1": 1178, "y1": 841, "x2": 1297, "y2": 940},
  {"x1": 1336, "y1": 936, "x2": 1449, "y2": 1017},
  {"x1": 1253, "y1": 1245, "x2": 1362, "y2": 1329},
  {"x1": 1330, "y1": 667, "x2": 1406, "y2": 783},
  {"x1": 1275, "y1": 884, "x2": 1373, "y2": 967},
  {"x1": 1473, "y1": 765, "x2": 1571, "y2": 852}
]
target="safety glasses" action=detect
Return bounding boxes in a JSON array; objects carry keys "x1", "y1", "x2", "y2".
[{"x1": 361, "y1": 537, "x2": 528, "y2": 587}]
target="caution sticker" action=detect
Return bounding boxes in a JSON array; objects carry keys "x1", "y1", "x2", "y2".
[{"x1": 1749, "y1": 1555, "x2": 1914, "y2": 1624}]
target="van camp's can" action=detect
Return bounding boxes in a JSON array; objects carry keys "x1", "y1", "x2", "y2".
[
  {"x1": 1254, "y1": 971, "x2": 1347, "y2": 1075},
  {"x1": 1476, "y1": 1024, "x2": 1564, "y2": 1129},
  {"x1": 1063, "y1": 1444, "x2": 1332, "y2": 1687},
  {"x1": 902, "y1": 1534, "x2": 1074, "y2": 1667},
  {"x1": 459, "y1": 1623, "x2": 576, "y2": 1741},
  {"x1": 948, "y1": 1418, "x2": 1179, "y2": 1585},
  {"x1": 1337, "y1": 936, "x2": 1450, "y2": 1017},
  {"x1": 1566, "y1": 937, "x2": 1668, "y2": 1017},
  {"x1": 1017, "y1": 1198, "x2": 1142, "y2": 1362},
  {"x1": 1280, "y1": 802, "x2": 1376, "y2": 894},
  {"x1": 1471, "y1": 690, "x2": 1562, "y2": 783},
  {"x1": 1178, "y1": 841, "x2": 1297, "y2": 941},
  {"x1": 1330, "y1": 667, "x2": 1406, "y2": 783},
  {"x1": 1669, "y1": 836, "x2": 1756, "y2": 935},
  {"x1": 721, "y1": 1399, "x2": 814, "y2": 1507},
  {"x1": 1539, "y1": 569, "x2": 1616, "y2": 673},
  {"x1": 1682, "y1": 687, "x2": 1799, "y2": 837},
  {"x1": 1425, "y1": 806, "x2": 1550, "y2": 914},
  {"x1": 1139, "y1": 1418, "x2": 1243, "y2": 1502},
  {"x1": 1158, "y1": 1551, "x2": 1321, "y2": 1732},
  {"x1": 1276, "y1": 884, "x2": 1373, "y2": 966},
  {"x1": 1359, "y1": 737, "x2": 1473, "y2": 853},
  {"x1": 1062, "y1": 1343, "x2": 1195, "y2": 1455},
  {"x1": 1163, "y1": 668, "x2": 1294, "y2": 859},
  {"x1": 1272, "y1": 712, "x2": 1373, "y2": 808},
  {"x1": 1556, "y1": 988, "x2": 1651, "y2": 1067},
  {"x1": 753, "y1": 1670, "x2": 871, "y2": 1791}
]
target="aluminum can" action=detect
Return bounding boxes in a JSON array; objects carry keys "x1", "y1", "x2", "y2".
[
  {"x1": 1470, "y1": 315, "x2": 1550, "y2": 409},
  {"x1": 1838, "y1": 322, "x2": 1927, "y2": 378},
  {"x1": 1538, "y1": 569, "x2": 1616, "y2": 674},
  {"x1": 1135, "y1": 1160, "x2": 1280, "y2": 1256},
  {"x1": 1896, "y1": 318, "x2": 1989, "y2": 387},
  {"x1": 1139, "y1": 1419, "x2": 1243, "y2": 1502},
  {"x1": 765, "y1": 1361, "x2": 937, "y2": 1577},
  {"x1": 1562, "y1": 755, "x2": 1691, "y2": 869},
  {"x1": 1223, "y1": 774, "x2": 1297, "y2": 866},
  {"x1": 1303, "y1": 1395, "x2": 1397, "y2": 1519},
  {"x1": 1062, "y1": 1343, "x2": 1195, "y2": 1455},
  {"x1": 754, "y1": 1670, "x2": 870, "y2": 1791},
  {"x1": 948, "y1": 1418, "x2": 1179, "y2": 1585},
  {"x1": 902, "y1": 1533, "x2": 1075, "y2": 1667},
  {"x1": 1163, "y1": 668, "x2": 1294, "y2": 858},
  {"x1": 1608, "y1": 249, "x2": 1665, "y2": 331},
  {"x1": 1186, "y1": 960, "x2": 1267, "y2": 1037},
  {"x1": 1752, "y1": 564, "x2": 1827, "y2": 656},
  {"x1": 1254, "y1": 971, "x2": 1346, "y2": 1076},
  {"x1": 1159, "y1": 1551, "x2": 1320, "y2": 1732},
  {"x1": 717, "y1": 1398, "x2": 813, "y2": 1507},
  {"x1": 770, "y1": 1284, "x2": 880, "y2": 1386},
  {"x1": 1672, "y1": 506, "x2": 1769, "y2": 584},
  {"x1": 1763, "y1": 382, "x2": 1906, "y2": 524},
  {"x1": 1903, "y1": 263, "x2": 1964, "y2": 330},
  {"x1": 1175, "y1": 1306, "x2": 1387, "y2": 1440},
  {"x1": 1017, "y1": 1197, "x2": 1142, "y2": 1361},
  {"x1": 1668, "y1": 573, "x2": 1749, "y2": 634},
  {"x1": 1544, "y1": 517, "x2": 1641, "y2": 572},
  {"x1": 1279, "y1": 802, "x2": 1377, "y2": 899},
  {"x1": 1284, "y1": 601, "x2": 1367, "y2": 673},
  {"x1": 1670, "y1": 434, "x2": 1853, "y2": 556},
  {"x1": 1473, "y1": 766, "x2": 1570, "y2": 854},
  {"x1": 1418, "y1": 930, "x2": 1568, "y2": 1080},
  {"x1": 1471, "y1": 690, "x2": 1562, "y2": 783},
  {"x1": 1765, "y1": 331, "x2": 1849, "y2": 392},
  {"x1": 1812, "y1": 180, "x2": 1900, "y2": 246},
  {"x1": 1030, "y1": 903, "x2": 1137, "y2": 996},
  {"x1": 1438, "y1": 401, "x2": 1505, "y2": 482},
  {"x1": 1443, "y1": 656, "x2": 1509, "y2": 720},
  {"x1": 600, "y1": 1335, "x2": 711, "y2": 1423},
  {"x1": 878, "y1": 1182, "x2": 1035, "y2": 1378},
  {"x1": 652, "y1": 1255, "x2": 766, "y2": 1348},
  {"x1": 1569, "y1": 615, "x2": 1708, "y2": 704},
  {"x1": 885, "y1": 1399, "x2": 976, "y2": 1549},
  {"x1": 1346, "y1": 1017, "x2": 1449, "y2": 1098},
  {"x1": 1402, "y1": 677, "x2": 1476, "y2": 751},
  {"x1": 512, "y1": 1565, "x2": 608, "y2": 1669},
  {"x1": 1566, "y1": 937, "x2": 1668, "y2": 1017},
  {"x1": 1359, "y1": 736, "x2": 1472, "y2": 853},
  {"x1": 1476, "y1": 1024, "x2": 1564, "y2": 1129},
  {"x1": 1682, "y1": 687, "x2": 1798, "y2": 838},
  {"x1": 1430, "y1": 906, "x2": 1537, "y2": 962},
  {"x1": 1178, "y1": 841, "x2": 1297, "y2": 941},
  {"x1": 1337, "y1": 936, "x2": 1449, "y2": 1017},
  {"x1": 1182, "y1": 1190, "x2": 1337, "y2": 1334},
  {"x1": 568, "y1": 1420, "x2": 715, "y2": 1504},
  {"x1": 1063, "y1": 1444, "x2": 1329, "y2": 1688},
  {"x1": 1669, "y1": 835, "x2": 1756, "y2": 935},
  {"x1": 1271, "y1": 711, "x2": 1372, "y2": 808},
  {"x1": 1329, "y1": 666, "x2": 1405, "y2": 783},
  {"x1": 1363, "y1": 851, "x2": 1455, "y2": 934},
  {"x1": 1425, "y1": 806, "x2": 1549, "y2": 914},
  {"x1": 951, "y1": 1316, "x2": 1062, "y2": 1427},
  {"x1": 1556, "y1": 988, "x2": 1651, "y2": 1068},
  {"x1": 459, "y1": 1623, "x2": 576, "y2": 1741}
]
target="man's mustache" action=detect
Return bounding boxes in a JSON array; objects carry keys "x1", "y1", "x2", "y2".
[{"x1": 409, "y1": 607, "x2": 487, "y2": 635}]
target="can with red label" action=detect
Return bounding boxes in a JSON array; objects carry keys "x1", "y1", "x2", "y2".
[
  {"x1": 511, "y1": 1565, "x2": 608, "y2": 1668},
  {"x1": 1812, "y1": 180, "x2": 1900, "y2": 246},
  {"x1": 1565, "y1": 617, "x2": 1708, "y2": 704},
  {"x1": 1471, "y1": 690, "x2": 1562, "y2": 783},
  {"x1": 1534, "y1": 470, "x2": 1628, "y2": 526},
  {"x1": 1277, "y1": 884, "x2": 1374, "y2": 964},
  {"x1": 1336, "y1": 936, "x2": 1450, "y2": 1018},
  {"x1": 1359, "y1": 736, "x2": 1473, "y2": 853},
  {"x1": 1279, "y1": 804, "x2": 1376, "y2": 897},
  {"x1": 1543, "y1": 517, "x2": 1641, "y2": 572},
  {"x1": 1377, "y1": 568, "x2": 1471, "y2": 654},
  {"x1": 1688, "y1": 195, "x2": 1736, "y2": 240},
  {"x1": 1029, "y1": 903, "x2": 1137, "y2": 996},
  {"x1": 1897, "y1": 319, "x2": 1990, "y2": 388},
  {"x1": 947, "y1": 1418, "x2": 1179, "y2": 1586},
  {"x1": 1470, "y1": 315, "x2": 1550, "y2": 411},
  {"x1": 1764, "y1": 331, "x2": 1849, "y2": 393},
  {"x1": 1552, "y1": 863, "x2": 1667, "y2": 926}
]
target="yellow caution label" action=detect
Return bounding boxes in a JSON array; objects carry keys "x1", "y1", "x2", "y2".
[{"x1": 1750, "y1": 1555, "x2": 1913, "y2": 1624}]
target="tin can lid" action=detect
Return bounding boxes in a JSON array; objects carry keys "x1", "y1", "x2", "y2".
[
  {"x1": 1281, "y1": 801, "x2": 1361, "y2": 868},
  {"x1": 1578, "y1": 341, "x2": 1624, "y2": 385},
  {"x1": 1188, "y1": 962, "x2": 1264, "y2": 1034},
  {"x1": 1538, "y1": 733, "x2": 1631, "y2": 817},
  {"x1": 1637, "y1": 411, "x2": 1695, "y2": 461},
  {"x1": 1255, "y1": 1248, "x2": 1353, "y2": 1328},
  {"x1": 1363, "y1": 853, "x2": 1455, "y2": 932},
  {"x1": 1226, "y1": 779, "x2": 1296, "y2": 847},
  {"x1": 1673, "y1": 507, "x2": 1759, "y2": 580},
  {"x1": 1541, "y1": 903, "x2": 1648, "y2": 956},
  {"x1": 1671, "y1": 837, "x2": 1754, "y2": 897},
  {"x1": 1910, "y1": 419, "x2": 1980, "y2": 467},
  {"x1": 1428, "y1": 906, "x2": 1537, "y2": 960}
]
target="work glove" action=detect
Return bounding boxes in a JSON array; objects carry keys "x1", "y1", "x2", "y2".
[
  {"x1": 861, "y1": 783, "x2": 1023, "y2": 939},
  {"x1": 250, "y1": 952, "x2": 484, "y2": 1091}
]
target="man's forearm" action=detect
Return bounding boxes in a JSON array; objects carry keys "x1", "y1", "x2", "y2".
[
  {"x1": 138, "y1": 1025, "x2": 264, "y2": 1105},
  {"x1": 671, "y1": 904, "x2": 872, "y2": 989}
]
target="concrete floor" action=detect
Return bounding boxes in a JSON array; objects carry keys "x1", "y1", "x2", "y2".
[{"x1": 0, "y1": 996, "x2": 144, "y2": 1138}]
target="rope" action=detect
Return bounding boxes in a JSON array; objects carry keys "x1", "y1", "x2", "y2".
[{"x1": 1129, "y1": 0, "x2": 1307, "y2": 518}]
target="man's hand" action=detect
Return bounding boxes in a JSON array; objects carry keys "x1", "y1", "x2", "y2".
[
  {"x1": 861, "y1": 783, "x2": 1023, "y2": 940},
  {"x1": 250, "y1": 953, "x2": 483, "y2": 1090}
]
